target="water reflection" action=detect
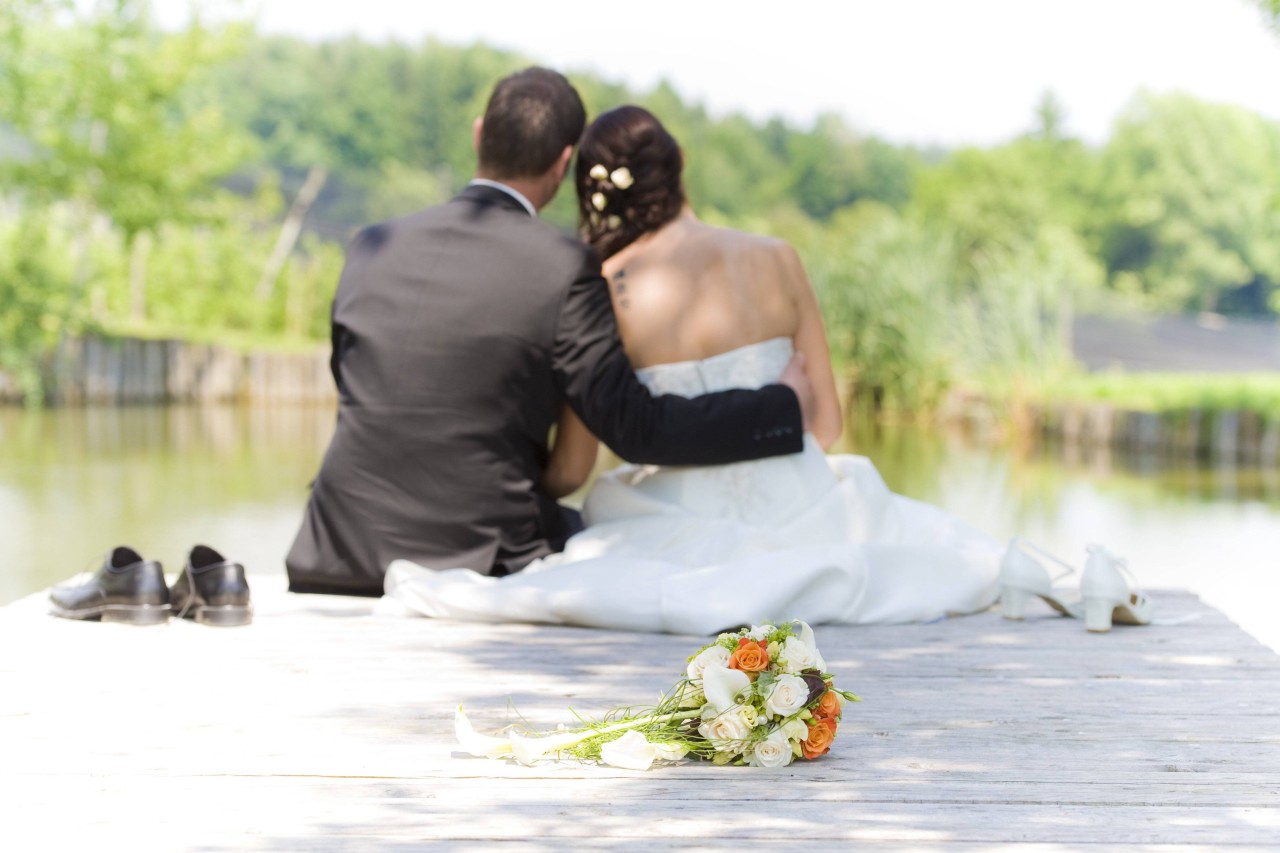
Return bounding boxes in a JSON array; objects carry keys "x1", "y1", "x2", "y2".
[
  {"x1": 2, "y1": 406, "x2": 1277, "y2": 652},
  {"x1": 842, "y1": 421, "x2": 1280, "y2": 652},
  {"x1": 0, "y1": 405, "x2": 336, "y2": 608}
]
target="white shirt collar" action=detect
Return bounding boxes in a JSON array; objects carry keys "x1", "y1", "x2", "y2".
[{"x1": 467, "y1": 179, "x2": 537, "y2": 217}]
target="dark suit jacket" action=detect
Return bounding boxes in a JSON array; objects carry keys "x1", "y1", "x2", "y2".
[{"x1": 285, "y1": 184, "x2": 803, "y2": 596}]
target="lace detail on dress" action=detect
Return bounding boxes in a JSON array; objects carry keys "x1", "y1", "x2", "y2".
[
  {"x1": 635, "y1": 337, "x2": 794, "y2": 397},
  {"x1": 622, "y1": 337, "x2": 803, "y2": 526},
  {"x1": 716, "y1": 462, "x2": 773, "y2": 523}
]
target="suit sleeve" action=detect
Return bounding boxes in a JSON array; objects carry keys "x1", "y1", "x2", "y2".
[
  {"x1": 551, "y1": 257, "x2": 804, "y2": 466},
  {"x1": 328, "y1": 224, "x2": 387, "y2": 400},
  {"x1": 329, "y1": 301, "x2": 347, "y2": 396}
]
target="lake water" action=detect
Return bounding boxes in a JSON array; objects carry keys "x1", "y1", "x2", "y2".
[{"x1": 3, "y1": 405, "x2": 1277, "y2": 651}]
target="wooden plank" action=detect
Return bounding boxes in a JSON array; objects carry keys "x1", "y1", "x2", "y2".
[
  {"x1": 2, "y1": 578, "x2": 1278, "y2": 849},
  {"x1": 1, "y1": 778, "x2": 1278, "y2": 845}
]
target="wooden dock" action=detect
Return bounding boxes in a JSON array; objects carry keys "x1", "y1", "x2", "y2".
[{"x1": 2, "y1": 582, "x2": 1277, "y2": 850}]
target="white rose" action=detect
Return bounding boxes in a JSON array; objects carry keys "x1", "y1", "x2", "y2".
[
  {"x1": 764, "y1": 674, "x2": 810, "y2": 718},
  {"x1": 588, "y1": 163, "x2": 609, "y2": 181},
  {"x1": 781, "y1": 636, "x2": 818, "y2": 673},
  {"x1": 676, "y1": 682, "x2": 706, "y2": 709},
  {"x1": 747, "y1": 729, "x2": 794, "y2": 768},
  {"x1": 698, "y1": 710, "x2": 752, "y2": 750},
  {"x1": 781, "y1": 717, "x2": 809, "y2": 742},
  {"x1": 687, "y1": 644, "x2": 731, "y2": 681},
  {"x1": 746, "y1": 624, "x2": 776, "y2": 641},
  {"x1": 609, "y1": 166, "x2": 634, "y2": 189}
]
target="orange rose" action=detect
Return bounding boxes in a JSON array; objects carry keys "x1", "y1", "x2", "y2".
[
  {"x1": 728, "y1": 638, "x2": 770, "y2": 672},
  {"x1": 801, "y1": 718, "x2": 837, "y2": 760},
  {"x1": 814, "y1": 690, "x2": 842, "y2": 721}
]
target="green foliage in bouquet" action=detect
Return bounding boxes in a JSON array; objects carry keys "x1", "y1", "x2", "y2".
[{"x1": 456, "y1": 621, "x2": 859, "y2": 771}]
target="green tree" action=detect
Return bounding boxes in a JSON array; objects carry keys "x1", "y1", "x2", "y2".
[
  {"x1": 4, "y1": 1, "x2": 250, "y2": 322},
  {"x1": 1, "y1": 1, "x2": 79, "y2": 397},
  {"x1": 911, "y1": 123, "x2": 1094, "y2": 259},
  {"x1": 782, "y1": 114, "x2": 917, "y2": 219},
  {"x1": 215, "y1": 36, "x2": 525, "y2": 231},
  {"x1": 1091, "y1": 92, "x2": 1280, "y2": 313},
  {"x1": 794, "y1": 202, "x2": 962, "y2": 411}
]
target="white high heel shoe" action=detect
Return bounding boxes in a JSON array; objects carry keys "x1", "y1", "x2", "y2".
[
  {"x1": 1080, "y1": 544, "x2": 1153, "y2": 632},
  {"x1": 999, "y1": 537, "x2": 1081, "y2": 620}
]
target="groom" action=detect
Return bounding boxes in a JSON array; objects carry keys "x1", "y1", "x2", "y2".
[{"x1": 285, "y1": 67, "x2": 810, "y2": 597}]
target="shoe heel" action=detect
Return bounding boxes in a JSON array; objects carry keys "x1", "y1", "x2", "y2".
[
  {"x1": 101, "y1": 605, "x2": 171, "y2": 626},
  {"x1": 1083, "y1": 597, "x2": 1115, "y2": 633},
  {"x1": 193, "y1": 605, "x2": 252, "y2": 627},
  {"x1": 1000, "y1": 587, "x2": 1030, "y2": 620}
]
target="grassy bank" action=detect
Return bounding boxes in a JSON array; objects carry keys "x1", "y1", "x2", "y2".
[{"x1": 1030, "y1": 372, "x2": 1280, "y2": 420}]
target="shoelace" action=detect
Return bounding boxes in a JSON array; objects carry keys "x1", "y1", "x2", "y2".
[
  {"x1": 171, "y1": 561, "x2": 248, "y2": 621},
  {"x1": 1010, "y1": 536, "x2": 1076, "y2": 584},
  {"x1": 172, "y1": 578, "x2": 196, "y2": 621},
  {"x1": 52, "y1": 552, "x2": 187, "y2": 629},
  {"x1": 1084, "y1": 545, "x2": 1204, "y2": 626},
  {"x1": 1086, "y1": 544, "x2": 1143, "y2": 594},
  {"x1": 53, "y1": 551, "x2": 112, "y2": 590}
]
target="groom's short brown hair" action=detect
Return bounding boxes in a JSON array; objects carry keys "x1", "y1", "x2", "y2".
[{"x1": 478, "y1": 67, "x2": 586, "y2": 180}]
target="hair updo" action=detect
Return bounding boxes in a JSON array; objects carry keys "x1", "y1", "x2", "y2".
[{"x1": 575, "y1": 106, "x2": 685, "y2": 260}]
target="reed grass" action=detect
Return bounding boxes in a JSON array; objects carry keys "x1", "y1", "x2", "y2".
[{"x1": 1031, "y1": 371, "x2": 1280, "y2": 419}]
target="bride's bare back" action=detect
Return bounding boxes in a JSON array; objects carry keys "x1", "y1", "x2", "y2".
[
  {"x1": 604, "y1": 214, "x2": 800, "y2": 368},
  {"x1": 604, "y1": 213, "x2": 840, "y2": 446}
]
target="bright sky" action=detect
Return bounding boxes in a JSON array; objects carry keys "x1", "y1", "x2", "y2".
[{"x1": 155, "y1": 0, "x2": 1280, "y2": 147}]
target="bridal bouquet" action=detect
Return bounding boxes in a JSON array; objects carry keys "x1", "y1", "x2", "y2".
[{"x1": 455, "y1": 620, "x2": 859, "y2": 770}]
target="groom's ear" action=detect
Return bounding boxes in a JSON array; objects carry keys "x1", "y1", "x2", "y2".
[
  {"x1": 472, "y1": 117, "x2": 484, "y2": 155},
  {"x1": 554, "y1": 145, "x2": 574, "y2": 182}
]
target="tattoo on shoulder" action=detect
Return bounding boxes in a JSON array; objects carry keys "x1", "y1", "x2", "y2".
[{"x1": 610, "y1": 268, "x2": 629, "y2": 308}]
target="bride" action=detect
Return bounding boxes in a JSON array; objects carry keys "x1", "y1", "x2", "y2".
[{"x1": 385, "y1": 106, "x2": 1003, "y2": 633}]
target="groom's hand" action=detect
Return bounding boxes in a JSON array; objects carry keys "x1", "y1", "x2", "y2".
[{"x1": 780, "y1": 352, "x2": 815, "y2": 434}]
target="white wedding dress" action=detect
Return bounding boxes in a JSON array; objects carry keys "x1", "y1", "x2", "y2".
[{"x1": 385, "y1": 337, "x2": 1002, "y2": 634}]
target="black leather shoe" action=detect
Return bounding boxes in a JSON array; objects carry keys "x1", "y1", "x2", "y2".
[
  {"x1": 49, "y1": 546, "x2": 171, "y2": 625},
  {"x1": 171, "y1": 545, "x2": 252, "y2": 626}
]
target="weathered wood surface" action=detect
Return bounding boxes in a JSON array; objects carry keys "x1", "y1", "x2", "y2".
[
  {"x1": 16, "y1": 336, "x2": 338, "y2": 405},
  {"x1": 1, "y1": 583, "x2": 1277, "y2": 851}
]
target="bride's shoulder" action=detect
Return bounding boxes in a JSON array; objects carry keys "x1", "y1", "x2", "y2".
[
  {"x1": 712, "y1": 228, "x2": 804, "y2": 276},
  {"x1": 693, "y1": 222, "x2": 793, "y2": 258}
]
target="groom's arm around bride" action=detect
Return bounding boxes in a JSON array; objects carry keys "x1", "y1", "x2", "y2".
[{"x1": 284, "y1": 67, "x2": 813, "y2": 598}]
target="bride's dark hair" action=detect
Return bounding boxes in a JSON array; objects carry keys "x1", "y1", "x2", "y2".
[{"x1": 575, "y1": 106, "x2": 685, "y2": 260}]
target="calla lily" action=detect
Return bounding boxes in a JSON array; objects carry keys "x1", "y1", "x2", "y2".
[
  {"x1": 507, "y1": 730, "x2": 584, "y2": 766},
  {"x1": 600, "y1": 732, "x2": 692, "y2": 770},
  {"x1": 702, "y1": 663, "x2": 751, "y2": 714},
  {"x1": 653, "y1": 741, "x2": 690, "y2": 762},
  {"x1": 454, "y1": 706, "x2": 514, "y2": 758},
  {"x1": 796, "y1": 620, "x2": 827, "y2": 672},
  {"x1": 599, "y1": 730, "x2": 658, "y2": 770}
]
